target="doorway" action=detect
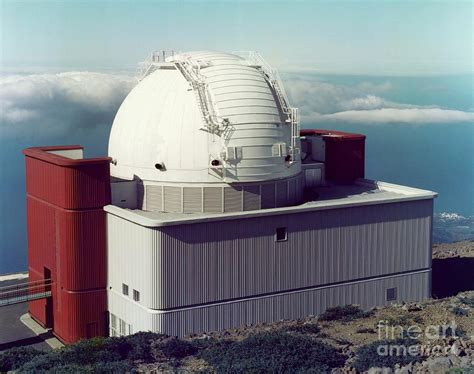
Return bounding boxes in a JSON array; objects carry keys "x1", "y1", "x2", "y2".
[{"x1": 43, "y1": 267, "x2": 54, "y2": 328}]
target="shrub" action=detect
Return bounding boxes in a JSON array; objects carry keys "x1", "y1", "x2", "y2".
[
  {"x1": 19, "y1": 350, "x2": 64, "y2": 371},
  {"x1": 459, "y1": 295, "x2": 474, "y2": 307},
  {"x1": 319, "y1": 305, "x2": 373, "y2": 322},
  {"x1": 0, "y1": 346, "x2": 44, "y2": 371},
  {"x1": 199, "y1": 332, "x2": 346, "y2": 372},
  {"x1": 450, "y1": 306, "x2": 469, "y2": 317},
  {"x1": 123, "y1": 332, "x2": 161, "y2": 361},
  {"x1": 353, "y1": 337, "x2": 422, "y2": 371},
  {"x1": 160, "y1": 338, "x2": 198, "y2": 360},
  {"x1": 285, "y1": 322, "x2": 321, "y2": 335}
]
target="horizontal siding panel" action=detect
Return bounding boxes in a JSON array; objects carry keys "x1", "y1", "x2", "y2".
[
  {"x1": 107, "y1": 199, "x2": 433, "y2": 310},
  {"x1": 107, "y1": 271, "x2": 430, "y2": 337}
]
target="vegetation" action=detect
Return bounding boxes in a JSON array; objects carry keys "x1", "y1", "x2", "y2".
[
  {"x1": 0, "y1": 332, "x2": 196, "y2": 373},
  {"x1": 318, "y1": 304, "x2": 373, "y2": 322},
  {"x1": 198, "y1": 332, "x2": 345, "y2": 373},
  {"x1": 459, "y1": 295, "x2": 474, "y2": 308},
  {"x1": 284, "y1": 322, "x2": 321, "y2": 334},
  {"x1": 0, "y1": 346, "x2": 45, "y2": 372},
  {"x1": 353, "y1": 337, "x2": 423, "y2": 371}
]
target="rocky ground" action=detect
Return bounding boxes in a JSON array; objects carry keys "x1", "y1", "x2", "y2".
[{"x1": 433, "y1": 240, "x2": 474, "y2": 259}]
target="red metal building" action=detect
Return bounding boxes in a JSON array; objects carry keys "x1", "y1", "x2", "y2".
[{"x1": 23, "y1": 145, "x2": 111, "y2": 344}]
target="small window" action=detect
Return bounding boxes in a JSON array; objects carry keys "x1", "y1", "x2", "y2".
[
  {"x1": 386, "y1": 287, "x2": 397, "y2": 301},
  {"x1": 276, "y1": 227, "x2": 287, "y2": 242},
  {"x1": 122, "y1": 283, "x2": 129, "y2": 296},
  {"x1": 110, "y1": 313, "x2": 117, "y2": 329},
  {"x1": 133, "y1": 289, "x2": 140, "y2": 302}
]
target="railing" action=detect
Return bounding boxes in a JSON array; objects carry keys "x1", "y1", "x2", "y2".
[
  {"x1": 234, "y1": 51, "x2": 300, "y2": 163},
  {"x1": 0, "y1": 279, "x2": 52, "y2": 307},
  {"x1": 233, "y1": 51, "x2": 292, "y2": 116},
  {"x1": 174, "y1": 57, "x2": 231, "y2": 137},
  {"x1": 137, "y1": 50, "x2": 177, "y2": 81}
]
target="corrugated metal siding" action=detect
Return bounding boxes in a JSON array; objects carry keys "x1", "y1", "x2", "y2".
[
  {"x1": 57, "y1": 210, "x2": 107, "y2": 291},
  {"x1": 25, "y1": 156, "x2": 111, "y2": 209},
  {"x1": 107, "y1": 199, "x2": 433, "y2": 310},
  {"x1": 107, "y1": 271, "x2": 430, "y2": 337},
  {"x1": 24, "y1": 147, "x2": 109, "y2": 344}
]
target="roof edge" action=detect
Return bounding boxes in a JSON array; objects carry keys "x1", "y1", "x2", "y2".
[{"x1": 23, "y1": 145, "x2": 111, "y2": 167}]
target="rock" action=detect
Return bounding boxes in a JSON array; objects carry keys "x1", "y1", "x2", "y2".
[
  {"x1": 402, "y1": 303, "x2": 423, "y2": 312},
  {"x1": 368, "y1": 367, "x2": 393, "y2": 374},
  {"x1": 426, "y1": 356, "x2": 452, "y2": 371},
  {"x1": 459, "y1": 356, "x2": 474, "y2": 368},
  {"x1": 448, "y1": 354, "x2": 461, "y2": 366},
  {"x1": 394, "y1": 361, "x2": 413, "y2": 374}
]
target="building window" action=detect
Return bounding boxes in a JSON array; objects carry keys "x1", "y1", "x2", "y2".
[
  {"x1": 275, "y1": 227, "x2": 287, "y2": 242},
  {"x1": 109, "y1": 313, "x2": 132, "y2": 337},
  {"x1": 133, "y1": 289, "x2": 140, "y2": 302},
  {"x1": 386, "y1": 287, "x2": 397, "y2": 301},
  {"x1": 122, "y1": 283, "x2": 129, "y2": 296}
]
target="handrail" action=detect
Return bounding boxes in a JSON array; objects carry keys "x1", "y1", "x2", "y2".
[
  {"x1": 0, "y1": 278, "x2": 52, "y2": 290},
  {"x1": 0, "y1": 278, "x2": 53, "y2": 307},
  {"x1": 137, "y1": 50, "x2": 178, "y2": 81},
  {"x1": 234, "y1": 51, "x2": 300, "y2": 163},
  {"x1": 174, "y1": 57, "x2": 231, "y2": 137}
]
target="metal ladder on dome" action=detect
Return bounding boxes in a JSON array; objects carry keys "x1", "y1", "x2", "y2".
[
  {"x1": 0, "y1": 278, "x2": 53, "y2": 307},
  {"x1": 174, "y1": 58, "x2": 232, "y2": 139},
  {"x1": 234, "y1": 51, "x2": 300, "y2": 162}
]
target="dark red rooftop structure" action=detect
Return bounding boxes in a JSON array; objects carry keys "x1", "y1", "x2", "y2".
[
  {"x1": 23, "y1": 145, "x2": 111, "y2": 343},
  {"x1": 300, "y1": 129, "x2": 366, "y2": 184}
]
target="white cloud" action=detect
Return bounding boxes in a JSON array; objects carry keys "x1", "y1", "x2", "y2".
[
  {"x1": 283, "y1": 76, "x2": 473, "y2": 125},
  {"x1": 310, "y1": 108, "x2": 474, "y2": 124},
  {"x1": 0, "y1": 72, "x2": 136, "y2": 138}
]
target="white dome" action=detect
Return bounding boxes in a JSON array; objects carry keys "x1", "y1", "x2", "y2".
[{"x1": 108, "y1": 51, "x2": 301, "y2": 184}]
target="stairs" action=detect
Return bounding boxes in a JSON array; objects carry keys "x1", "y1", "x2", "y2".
[{"x1": 174, "y1": 58, "x2": 231, "y2": 138}]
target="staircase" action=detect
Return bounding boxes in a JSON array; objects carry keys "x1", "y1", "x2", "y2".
[
  {"x1": 174, "y1": 58, "x2": 231, "y2": 138},
  {"x1": 0, "y1": 279, "x2": 52, "y2": 307}
]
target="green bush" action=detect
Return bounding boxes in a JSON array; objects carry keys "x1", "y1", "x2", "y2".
[
  {"x1": 285, "y1": 322, "x2": 321, "y2": 334},
  {"x1": 353, "y1": 337, "x2": 422, "y2": 371},
  {"x1": 123, "y1": 332, "x2": 162, "y2": 361},
  {"x1": 0, "y1": 346, "x2": 44, "y2": 371},
  {"x1": 160, "y1": 338, "x2": 198, "y2": 360},
  {"x1": 19, "y1": 350, "x2": 64, "y2": 371},
  {"x1": 199, "y1": 332, "x2": 346, "y2": 372},
  {"x1": 319, "y1": 305, "x2": 373, "y2": 322}
]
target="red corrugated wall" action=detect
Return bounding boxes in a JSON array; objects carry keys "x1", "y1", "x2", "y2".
[
  {"x1": 300, "y1": 129, "x2": 366, "y2": 184},
  {"x1": 23, "y1": 146, "x2": 111, "y2": 344}
]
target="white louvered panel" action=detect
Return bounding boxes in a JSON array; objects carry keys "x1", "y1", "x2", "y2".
[{"x1": 183, "y1": 187, "x2": 202, "y2": 213}]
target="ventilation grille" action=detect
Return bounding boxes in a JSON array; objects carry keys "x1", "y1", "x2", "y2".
[{"x1": 142, "y1": 174, "x2": 304, "y2": 213}]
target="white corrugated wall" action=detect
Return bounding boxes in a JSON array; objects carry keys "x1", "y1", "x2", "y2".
[
  {"x1": 107, "y1": 271, "x2": 430, "y2": 337},
  {"x1": 107, "y1": 199, "x2": 432, "y2": 310}
]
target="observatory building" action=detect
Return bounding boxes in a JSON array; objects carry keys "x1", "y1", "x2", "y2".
[{"x1": 23, "y1": 51, "x2": 436, "y2": 343}]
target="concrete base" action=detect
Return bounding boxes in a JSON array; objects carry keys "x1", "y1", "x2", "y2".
[{"x1": 20, "y1": 313, "x2": 64, "y2": 349}]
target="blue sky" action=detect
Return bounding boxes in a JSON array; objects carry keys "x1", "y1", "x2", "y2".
[{"x1": 1, "y1": 0, "x2": 472, "y2": 74}]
